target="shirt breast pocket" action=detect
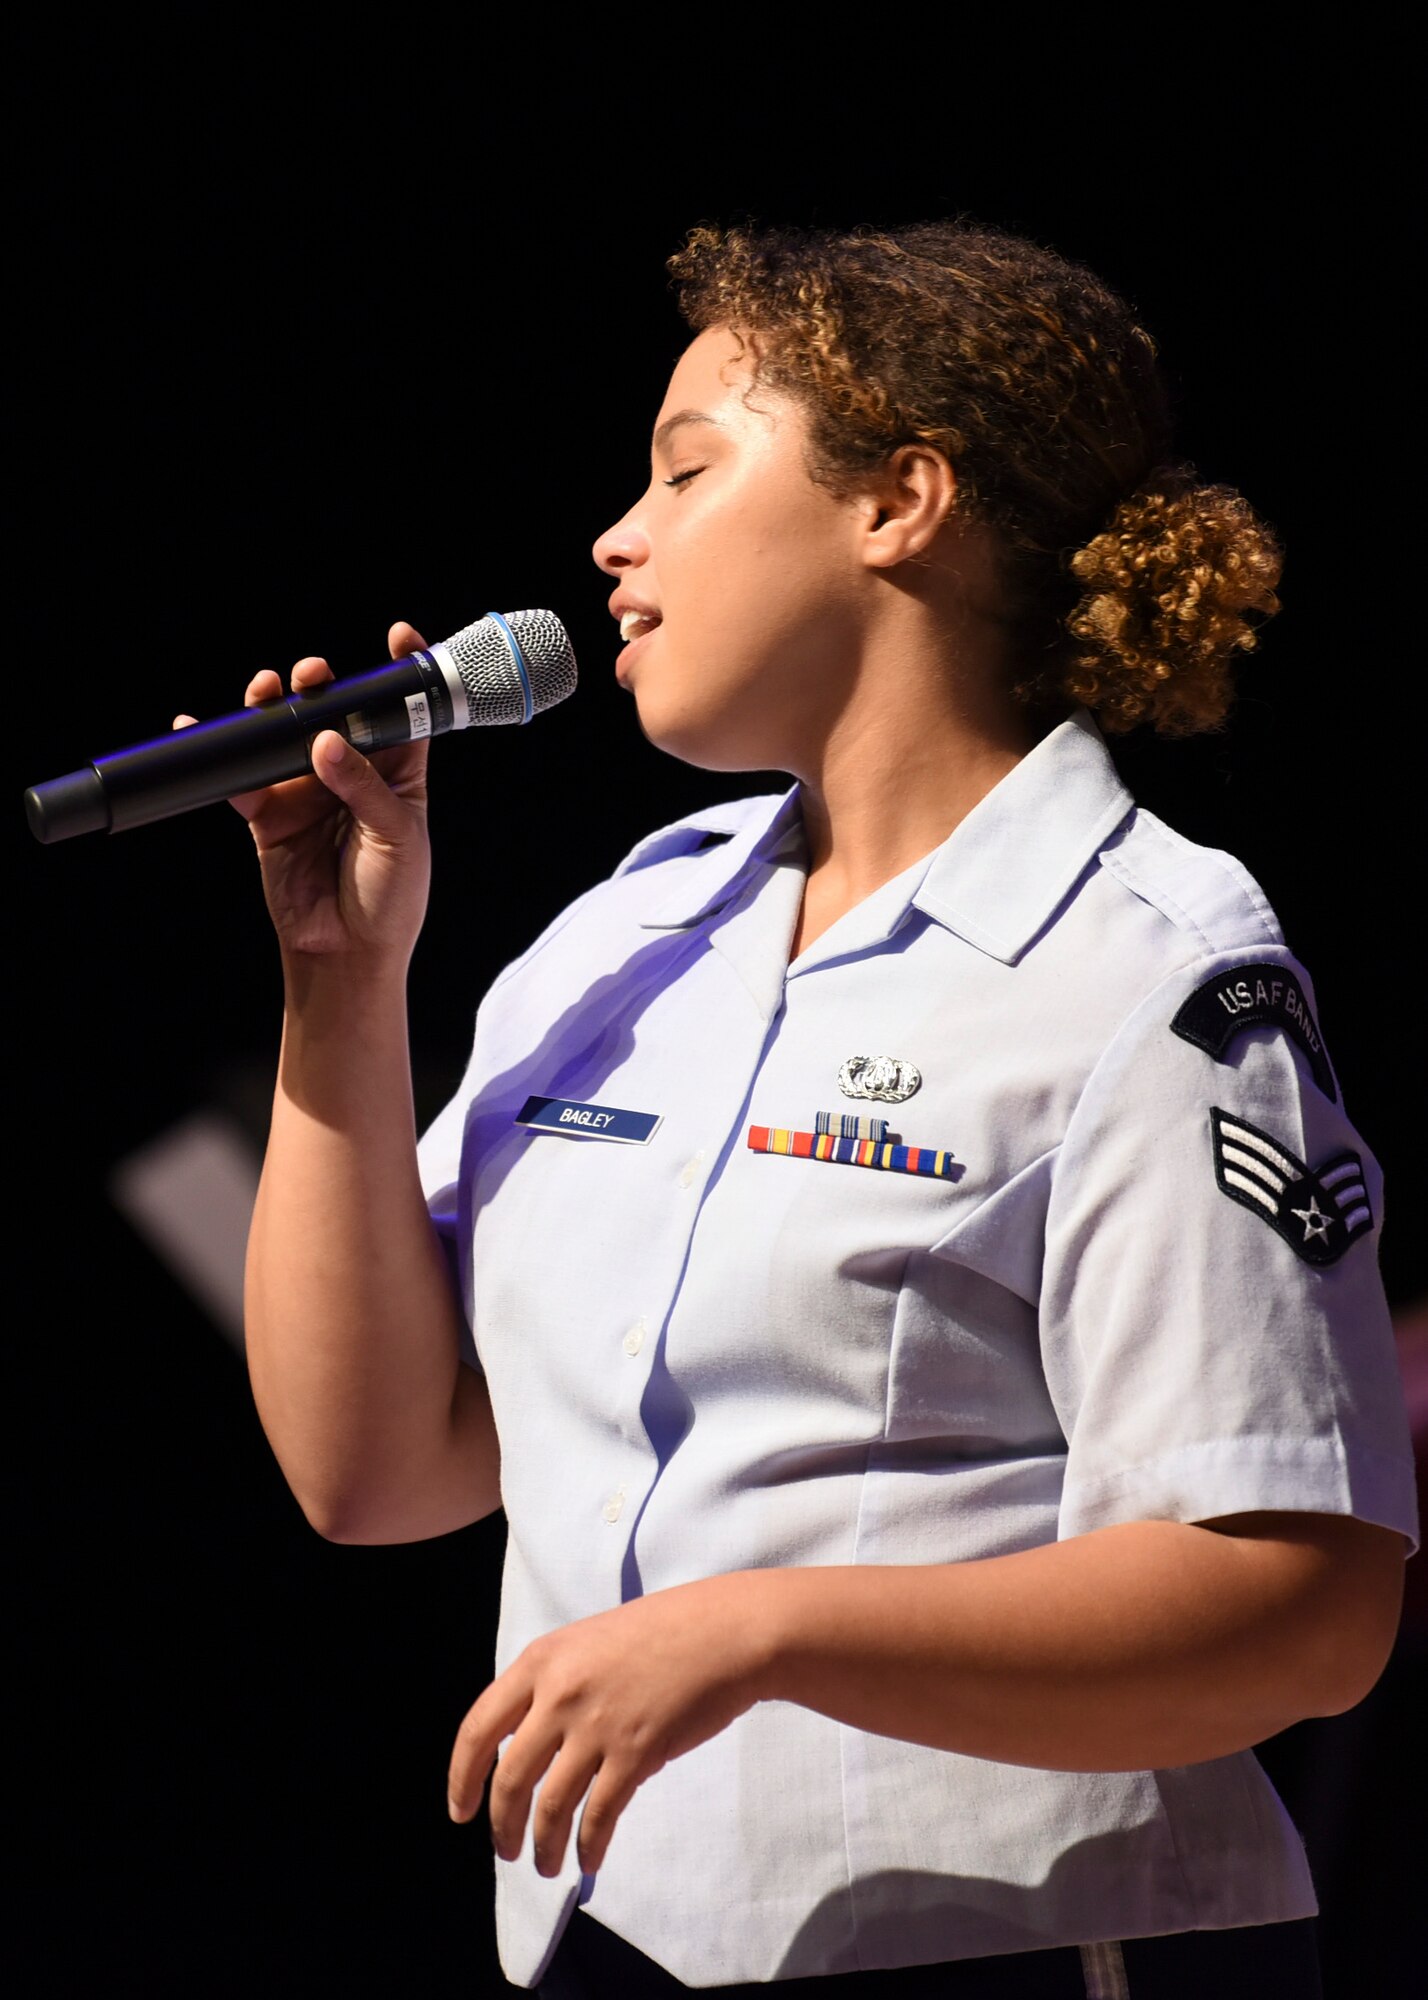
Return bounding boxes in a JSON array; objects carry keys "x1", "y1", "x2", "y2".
[
  {"x1": 923, "y1": 1144, "x2": 1060, "y2": 1308},
  {"x1": 737, "y1": 1117, "x2": 975, "y2": 1302}
]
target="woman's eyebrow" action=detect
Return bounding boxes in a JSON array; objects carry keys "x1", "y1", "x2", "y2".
[{"x1": 652, "y1": 409, "x2": 721, "y2": 454}]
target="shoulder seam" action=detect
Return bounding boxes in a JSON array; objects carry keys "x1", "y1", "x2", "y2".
[
  {"x1": 1102, "y1": 842, "x2": 1215, "y2": 954},
  {"x1": 1099, "y1": 814, "x2": 1281, "y2": 953}
]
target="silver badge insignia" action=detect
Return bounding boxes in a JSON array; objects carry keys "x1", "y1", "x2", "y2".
[{"x1": 837, "y1": 1055, "x2": 922, "y2": 1103}]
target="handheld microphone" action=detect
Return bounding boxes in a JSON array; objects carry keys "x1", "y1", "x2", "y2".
[{"x1": 24, "y1": 610, "x2": 578, "y2": 844}]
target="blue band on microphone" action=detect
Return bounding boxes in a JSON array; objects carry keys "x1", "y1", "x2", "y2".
[{"x1": 486, "y1": 610, "x2": 534, "y2": 724}]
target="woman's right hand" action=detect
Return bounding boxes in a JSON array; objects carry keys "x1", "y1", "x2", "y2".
[{"x1": 173, "y1": 620, "x2": 433, "y2": 968}]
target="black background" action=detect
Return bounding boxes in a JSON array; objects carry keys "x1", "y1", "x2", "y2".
[{"x1": 14, "y1": 28, "x2": 1422, "y2": 1996}]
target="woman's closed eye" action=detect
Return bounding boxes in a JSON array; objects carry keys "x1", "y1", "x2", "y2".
[{"x1": 663, "y1": 467, "x2": 705, "y2": 488}]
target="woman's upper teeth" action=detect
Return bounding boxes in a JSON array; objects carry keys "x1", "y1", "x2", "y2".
[{"x1": 620, "y1": 611, "x2": 659, "y2": 642}]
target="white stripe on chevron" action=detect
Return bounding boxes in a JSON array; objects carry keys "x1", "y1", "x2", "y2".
[
  {"x1": 1219, "y1": 1119, "x2": 1299, "y2": 1181},
  {"x1": 1225, "y1": 1169, "x2": 1279, "y2": 1214},
  {"x1": 1221, "y1": 1143, "x2": 1286, "y2": 1192}
]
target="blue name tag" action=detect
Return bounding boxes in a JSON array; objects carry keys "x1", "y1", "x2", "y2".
[{"x1": 515, "y1": 1095, "x2": 663, "y2": 1146}]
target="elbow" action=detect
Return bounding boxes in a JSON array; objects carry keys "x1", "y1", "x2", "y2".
[
  {"x1": 297, "y1": 1490, "x2": 382, "y2": 1545},
  {"x1": 298, "y1": 1489, "x2": 425, "y2": 1545},
  {"x1": 1207, "y1": 1513, "x2": 1409, "y2": 1733},
  {"x1": 296, "y1": 1480, "x2": 503, "y2": 1546},
  {"x1": 1292, "y1": 1556, "x2": 1405, "y2": 1722},
  {"x1": 258, "y1": 1445, "x2": 383, "y2": 1543},
  {"x1": 1304, "y1": 1609, "x2": 1402, "y2": 1719},
  {"x1": 308, "y1": 1511, "x2": 376, "y2": 1547},
  {"x1": 284, "y1": 1468, "x2": 412, "y2": 1544}
]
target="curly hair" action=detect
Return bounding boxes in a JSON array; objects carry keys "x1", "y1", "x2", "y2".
[{"x1": 669, "y1": 222, "x2": 1281, "y2": 735}]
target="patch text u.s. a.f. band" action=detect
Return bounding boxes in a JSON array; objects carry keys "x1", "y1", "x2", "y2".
[
  {"x1": 1210, "y1": 1107, "x2": 1372, "y2": 1265},
  {"x1": 1171, "y1": 962, "x2": 1336, "y2": 1100}
]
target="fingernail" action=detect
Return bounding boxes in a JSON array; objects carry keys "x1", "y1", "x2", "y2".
[
  {"x1": 318, "y1": 734, "x2": 349, "y2": 767},
  {"x1": 448, "y1": 1796, "x2": 464, "y2": 1823}
]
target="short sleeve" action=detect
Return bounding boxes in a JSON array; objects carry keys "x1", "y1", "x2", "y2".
[{"x1": 1040, "y1": 948, "x2": 1418, "y2": 1553}]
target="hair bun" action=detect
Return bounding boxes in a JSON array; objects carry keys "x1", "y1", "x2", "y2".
[{"x1": 1062, "y1": 472, "x2": 1282, "y2": 735}]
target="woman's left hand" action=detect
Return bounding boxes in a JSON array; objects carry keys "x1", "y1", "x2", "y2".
[{"x1": 447, "y1": 1573, "x2": 773, "y2": 1877}]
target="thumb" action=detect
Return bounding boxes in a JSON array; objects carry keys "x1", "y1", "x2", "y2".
[
  {"x1": 389, "y1": 619, "x2": 429, "y2": 660},
  {"x1": 310, "y1": 729, "x2": 419, "y2": 840}
]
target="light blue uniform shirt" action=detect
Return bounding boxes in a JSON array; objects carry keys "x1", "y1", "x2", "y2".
[{"x1": 418, "y1": 711, "x2": 1417, "y2": 1990}]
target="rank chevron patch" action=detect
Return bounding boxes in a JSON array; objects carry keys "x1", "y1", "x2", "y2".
[{"x1": 1210, "y1": 1107, "x2": 1373, "y2": 1266}]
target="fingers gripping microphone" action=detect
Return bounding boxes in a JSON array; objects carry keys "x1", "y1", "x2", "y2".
[{"x1": 24, "y1": 610, "x2": 579, "y2": 844}]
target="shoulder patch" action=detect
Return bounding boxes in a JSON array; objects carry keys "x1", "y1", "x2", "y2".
[
  {"x1": 1172, "y1": 962, "x2": 1336, "y2": 1100},
  {"x1": 1210, "y1": 1107, "x2": 1371, "y2": 1265}
]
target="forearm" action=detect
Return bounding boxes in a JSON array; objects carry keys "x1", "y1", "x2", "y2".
[
  {"x1": 246, "y1": 955, "x2": 499, "y2": 1541},
  {"x1": 739, "y1": 1515, "x2": 1400, "y2": 1771}
]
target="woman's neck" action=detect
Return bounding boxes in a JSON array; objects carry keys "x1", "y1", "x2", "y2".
[{"x1": 788, "y1": 627, "x2": 1046, "y2": 961}]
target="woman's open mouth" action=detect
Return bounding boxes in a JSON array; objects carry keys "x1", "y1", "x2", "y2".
[{"x1": 616, "y1": 610, "x2": 662, "y2": 682}]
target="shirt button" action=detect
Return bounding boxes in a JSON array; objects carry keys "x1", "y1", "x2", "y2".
[
  {"x1": 601, "y1": 1488, "x2": 625, "y2": 1524},
  {"x1": 676, "y1": 1149, "x2": 707, "y2": 1189},
  {"x1": 622, "y1": 1318, "x2": 646, "y2": 1357}
]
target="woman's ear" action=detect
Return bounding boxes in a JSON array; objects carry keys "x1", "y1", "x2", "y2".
[{"x1": 860, "y1": 444, "x2": 958, "y2": 568}]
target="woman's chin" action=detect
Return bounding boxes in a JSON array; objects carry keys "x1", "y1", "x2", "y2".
[{"x1": 635, "y1": 701, "x2": 784, "y2": 776}]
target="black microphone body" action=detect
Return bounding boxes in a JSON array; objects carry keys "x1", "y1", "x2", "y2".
[{"x1": 25, "y1": 611, "x2": 577, "y2": 843}]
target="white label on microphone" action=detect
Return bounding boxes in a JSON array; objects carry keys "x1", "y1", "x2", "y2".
[{"x1": 404, "y1": 692, "x2": 433, "y2": 740}]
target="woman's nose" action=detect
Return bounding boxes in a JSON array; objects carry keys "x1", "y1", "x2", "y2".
[{"x1": 592, "y1": 511, "x2": 651, "y2": 576}]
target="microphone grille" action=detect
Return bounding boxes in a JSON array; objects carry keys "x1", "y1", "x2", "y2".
[{"x1": 441, "y1": 609, "x2": 578, "y2": 726}]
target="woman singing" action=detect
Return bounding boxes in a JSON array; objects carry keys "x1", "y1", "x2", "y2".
[{"x1": 230, "y1": 223, "x2": 1416, "y2": 1997}]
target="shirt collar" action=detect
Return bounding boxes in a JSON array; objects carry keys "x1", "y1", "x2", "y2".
[
  {"x1": 639, "y1": 787, "x2": 803, "y2": 930},
  {"x1": 911, "y1": 709, "x2": 1133, "y2": 964},
  {"x1": 638, "y1": 710, "x2": 1133, "y2": 965}
]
